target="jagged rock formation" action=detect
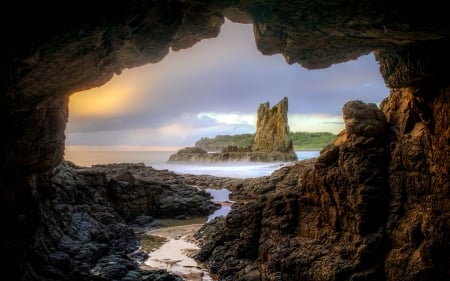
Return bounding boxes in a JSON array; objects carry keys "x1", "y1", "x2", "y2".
[
  {"x1": 1, "y1": 1, "x2": 450, "y2": 280},
  {"x1": 168, "y1": 97, "x2": 298, "y2": 162},
  {"x1": 252, "y1": 97, "x2": 294, "y2": 153},
  {"x1": 90, "y1": 163, "x2": 219, "y2": 220},
  {"x1": 194, "y1": 100, "x2": 390, "y2": 280},
  {"x1": 33, "y1": 161, "x2": 144, "y2": 281},
  {"x1": 193, "y1": 98, "x2": 450, "y2": 280},
  {"x1": 22, "y1": 161, "x2": 216, "y2": 280}
]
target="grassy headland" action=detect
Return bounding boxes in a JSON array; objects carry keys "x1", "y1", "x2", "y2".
[{"x1": 195, "y1": 132, "x2": 336, "y2": 151}]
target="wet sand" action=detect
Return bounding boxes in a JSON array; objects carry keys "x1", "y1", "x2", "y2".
[
  {"x1": 142, "y1": 224, "x2": 215, "y2": 281},
  {"x1": 141, "y1": 188, "x2": 233, "y2": 280}
]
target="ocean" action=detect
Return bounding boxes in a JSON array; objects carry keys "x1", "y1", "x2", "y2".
[{"x1": 64, "y1": 150, "x2": 320, "y2": 178}]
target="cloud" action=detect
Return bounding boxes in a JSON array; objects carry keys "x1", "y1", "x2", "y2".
[{"x1": 65, "y1": 19, "x2": 389, "y2": 147}]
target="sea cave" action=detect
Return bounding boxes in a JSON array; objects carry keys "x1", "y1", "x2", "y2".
[{"x1": 1, "y1": 1, "x2": 449, "y2": 280}]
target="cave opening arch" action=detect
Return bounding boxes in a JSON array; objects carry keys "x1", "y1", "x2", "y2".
[
  {"x1": 0, "y1": 1, "x2": 449, "y2": 280},
  {"x1": 64, "y1": 19, "x2": 389, "y2": 167}
]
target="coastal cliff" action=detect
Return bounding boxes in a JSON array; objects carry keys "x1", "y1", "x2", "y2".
[{"x1": 168, "y1": 97, "x2": 298, "y2": 162}]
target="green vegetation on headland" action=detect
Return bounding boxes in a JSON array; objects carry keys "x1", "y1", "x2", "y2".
[
  {"x1": 290, "y1": 132, "x2": 337, "y2": 150},
  {"x1": 195, "y1": 131, "x2": 337, "y2": 151},
  {"x1": 195, "y1": 134, "x2": 254, "y2": 151}
]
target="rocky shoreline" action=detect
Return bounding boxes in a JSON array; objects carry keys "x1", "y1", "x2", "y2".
[
  {"x1": 3, "y1": 1, "x2": 450, "y2": 280},
  {"x1": 33, "y1": 151, "x2": 330, "y2": 280},
  {"x1": 32, "y1": 160, "x2": 229, "y2": 280},
  {"x1": 25, "y1": 99, "x2": 450, "y2": 280},
  {"x1": 33, "y1": 155, "x2": 304, "y2": 280}
]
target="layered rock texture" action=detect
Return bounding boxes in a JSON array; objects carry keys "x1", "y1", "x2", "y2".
[
  {"x1": 194, "y1": 100, "x2": 390, "y2": 279},
  {"x1": 252, "y1": 97, "x2": 294, "y2": 153},
  {"x1": 168, "y1": 97, "x2": 298, "y2": 162},
  {"x1": 1, "y1": 1, "x2": 450, "y2": 280},
  {"x1": 16, "y1": 161, "x2": 216, "y2": 281}
]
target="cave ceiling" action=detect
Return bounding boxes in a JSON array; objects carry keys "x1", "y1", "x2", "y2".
[
  {"x1": 3, "y1": 0, "x2": 450, "y2": 100},
  {"x1": 1, "y1": 1, "x2": 449, "y2": 171}
]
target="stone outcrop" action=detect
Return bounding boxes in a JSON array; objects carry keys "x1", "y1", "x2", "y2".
[
  {"x1": 91, "y1": 163, "x2": 219, "y2": 220},
  {"x1": 194, "y1": 98, "x2": 450, "y2": 280},
  {"x1": 168, "y1": 147, "x2": 210, "y2": 162},
  {"x1": 17, "y1": 161, "x2": 218, "y2": 280},
  {"x1": 252, "y1": 96, "x2": 294, "y2": 154},
  {"x1": 194, "y1": 100, "x2": 390, "y2": 280},
  {"x1": 168, "y1": 97, "x2": 298, "y2": 162},
  {"x1": 1, "y1": 1, "x2": 450, "y2": 281}
]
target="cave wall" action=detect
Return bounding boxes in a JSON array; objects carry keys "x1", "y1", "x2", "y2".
[
  {"x1": 376, "y1": 43, "x2": 450, "y2": 279},
  {"x1": 0, "y1": 0, "x2": 449, "y2": 280},
  {"x1": 194, "y1": 85, "x2": 449, "y2": 280},
  {"x1": 382, "y1": 86, "x2": 450, "y2": 280},
  {"x1": 2, "y1": 0, "x2": 450, "y2": 173}
]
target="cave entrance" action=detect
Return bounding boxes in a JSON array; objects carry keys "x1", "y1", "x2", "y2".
[{"x1": 64, "y1": 20, "x2": 388, "y2": 168}]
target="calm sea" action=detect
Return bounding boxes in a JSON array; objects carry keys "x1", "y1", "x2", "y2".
[{"x1": 64, "y1": 150, "x2": 320, "y2": 178}]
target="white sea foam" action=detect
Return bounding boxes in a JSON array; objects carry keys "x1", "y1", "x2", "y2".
[
  {"x1": 151, "y1": 150, "x2": 320, "y2": 178},
  {"x1": 64, "y1": 150, "x2": 320, "y2": 178}
]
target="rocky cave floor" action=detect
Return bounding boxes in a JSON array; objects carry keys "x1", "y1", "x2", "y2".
[{"x1": 34, "y1": 159, "x2": 269, "y2": 280}]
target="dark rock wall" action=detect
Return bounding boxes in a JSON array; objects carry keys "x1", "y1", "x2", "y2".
[
  {"x1": 5, "y1": 161, "x2": 217, "y2": 280},
  {"x1": 19, "y1": 162, "x2": 140, "y2": 280},
  {"x1": 0, "y1": 1, "x2": 449, "y2": 280},
  {"x1": 196, "y1": 101, "x2": 391, "y2": 280},
  {"x1": 382, "y1": 87, "x2": 450, "y2": 280},
  {"x1": 376, "y1": 43, "x2": 450, "y2": 279},
  {"x1": 193, "y1": 82, "x2": 450, "y2": 281}
]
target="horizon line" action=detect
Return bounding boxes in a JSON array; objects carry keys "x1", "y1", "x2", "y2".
[{"x1": 65, "y1": 145, "x2": 184, "y2": 152}]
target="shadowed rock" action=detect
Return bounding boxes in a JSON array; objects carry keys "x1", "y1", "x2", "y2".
[{"x1": 0, "y1": 1, "x2": 449, "y2": 280}]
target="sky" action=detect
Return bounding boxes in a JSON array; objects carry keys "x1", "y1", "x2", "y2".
[{"x1": 65, "y1": 19, "x2": 389, "y2": 151}]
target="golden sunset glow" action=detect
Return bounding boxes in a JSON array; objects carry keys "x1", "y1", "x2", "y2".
[
  {"x1": 65, "y1": 20, "x2": 388, "y2": 148},
  {"x1": 158, "y1": 123, "x2": 188, "y2": 135},
  {"x1": 69, "y1": 77, "x2": 140, "y2": 117},
  {"x1": 65, "y1": 145, "x2": 182, "y2": 151}
]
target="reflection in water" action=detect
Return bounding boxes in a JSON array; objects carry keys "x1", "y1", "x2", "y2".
[
  {"x1": 205, "y1": 188, "x2": 233, "y2": 222},
  {"x1": 208, "y1": 205, "x2": 231, "y2": 222}
]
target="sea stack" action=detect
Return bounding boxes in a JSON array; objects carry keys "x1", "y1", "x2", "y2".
[
  {"x1": 252, "y1": 97, "x2": 295, "y2": 154},
  {"x1": 168, "y1": 97, "x2": 298, "y2": 162}
]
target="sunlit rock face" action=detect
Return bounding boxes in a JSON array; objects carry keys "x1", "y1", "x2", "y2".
[
  {"x1": 0, "y1": 0, "x2": 449, "y2": 280},
  {"x1": 195, "y1": 97, "x2": 449, "y2": 280},
  {"x1": 381, "y1": 87, "x2": 450, "y2": 280},
  {"x1": 252, "y1": 97, "x2": 296, "y2": 155},
  {"x1": 196, "y1": 100, "x2": 390, "y2": 280},
  {"x1": 168, "y1": 97, "x2": 298, "y2": 162}
]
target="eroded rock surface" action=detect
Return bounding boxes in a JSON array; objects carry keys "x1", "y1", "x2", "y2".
[
  {"x1": 1, "y1": 1, "x2": 450, "y2": 280},
  {"x1": 91, "y1": 163, "x2": 218, "y2": 220},
  {"x1": 192, "y1": 96, "x2": 449, "y2": 280},
  {"x1": 16, "y1": 161, "x2": 217, "y2": 280},
  {"x1": 194, "y1": 100, "x2": 390, "y2": 280},
  {"x1": 252, "y1": 97, "x2": 295, "y2": 155}
]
